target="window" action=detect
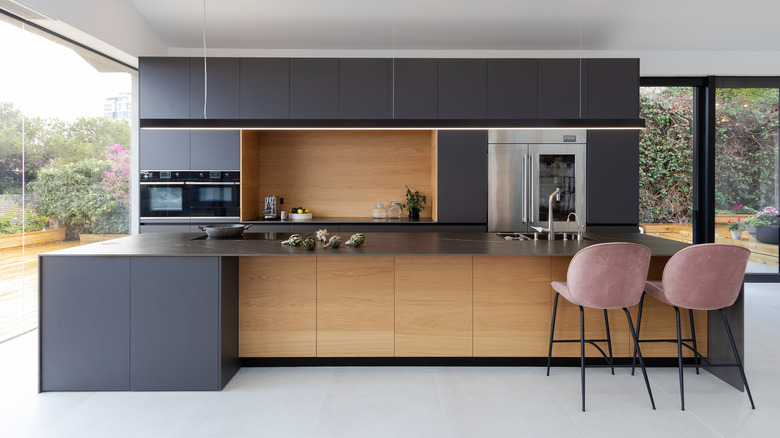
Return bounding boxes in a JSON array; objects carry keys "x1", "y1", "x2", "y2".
[
  {"x1": 0, "y1": 13, "x2": 136, "y2": 342},
  {"x1": 715, "y1": 86, "x2": 779, "y2": 274}
]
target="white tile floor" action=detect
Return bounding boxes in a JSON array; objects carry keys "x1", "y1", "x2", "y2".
[{"x1": 2, "y1": 283, "x2": 779, "y2": 438}]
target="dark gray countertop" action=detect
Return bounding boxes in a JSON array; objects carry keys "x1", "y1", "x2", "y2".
[
  {"x1": 41, "y1": 232, "x2": 688, "y2": 257},
  {"x1": 241, "y1": 216, "x2": 436, "y2": 224}
]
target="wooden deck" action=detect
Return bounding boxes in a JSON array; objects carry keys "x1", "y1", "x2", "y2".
[
  {"x1": 0, "y1": 240, "x2": 82, "y2": 342},
  {"x1": 641, "y1": 223, "x2": 779, "y2": 271}
]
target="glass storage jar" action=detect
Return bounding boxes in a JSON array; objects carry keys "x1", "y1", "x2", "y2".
[
  {"x1": 388, "y1": 199, "x2": 403, "y2": 218},
  {"x1": 373, "y1": 202, "x2": 387, "y2": 219}
]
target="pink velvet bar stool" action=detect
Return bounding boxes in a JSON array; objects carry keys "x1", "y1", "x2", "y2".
[
  {"x1": 634, "y1": 243, "x2": 755, "y2": 410},
  {"x1": 546, "y1": 242, "x2": 655, "y2": 412}
]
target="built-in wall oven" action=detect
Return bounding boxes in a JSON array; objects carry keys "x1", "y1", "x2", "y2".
[
  {"x1": 187, "y1": 171, "x2": 240, "y2": 221},
  {"x1": 488, "y1": 130, "x2": 586, "y2": 233},
  {"x1": 139, "y1": 171, "x2": 189, "y2": 219},
  {"x1": 140, "y1": 170, "x2": 240, "y2": 223}
]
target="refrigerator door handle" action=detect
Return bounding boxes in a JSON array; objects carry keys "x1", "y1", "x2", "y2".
[
  {"x1": 529, "y1": 153, "x2": 535, "y2": 223},
  {"x1": 522, "y1": 153, "x2": 528, "y2": 223}
]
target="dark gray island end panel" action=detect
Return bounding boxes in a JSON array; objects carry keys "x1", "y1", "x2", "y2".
[
  {"x1": 220, "y1": 257, "x2": 240, "y2": 389},
  {"x1": 40, "y1": 256, "x2": 131, "y2": 391},
  {"x1": 130, "y1": 257, "x2": 222, "y2": 391}
]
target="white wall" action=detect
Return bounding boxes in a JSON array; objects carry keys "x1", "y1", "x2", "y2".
[{"x1": 167, "y1": 47, "x2": 780, "y2": 77}]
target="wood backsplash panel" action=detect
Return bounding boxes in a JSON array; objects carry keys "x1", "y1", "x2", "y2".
[{"x1": 253, "y1": 130, "x2": 435, "y2": 218}]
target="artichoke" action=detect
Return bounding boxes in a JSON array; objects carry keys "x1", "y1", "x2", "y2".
[
  {"x1": 324, "y1": 235, "x2": 343, "y2": 248},
  {"x1": 315, "y1": 228, "x2": 330, "y2": 242},
  {"x1": 345, "y1": 233, "x2": 365, "y2": 247},
  {"x1": 301, "y1": 236, "x2": 316, "y2": 251},
  {"x1": 281, "y1": 233, "x2": 303, "y2": 246}
]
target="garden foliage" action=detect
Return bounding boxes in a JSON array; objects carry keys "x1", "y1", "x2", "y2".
[{"x1": 640, "y1": 87, "x2": 778, "y2": 223}]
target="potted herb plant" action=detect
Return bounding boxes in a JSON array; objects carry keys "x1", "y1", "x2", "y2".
[
  {"x1": 403, "y1": 186, "x2": 426, "y2": 221},
  {"x1": 727, "y1": 218, "x2": 745, "y2": 241}
]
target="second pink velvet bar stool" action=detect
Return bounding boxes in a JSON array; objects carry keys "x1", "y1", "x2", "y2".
[
  {"x1": 633, "y1": 243, "x2": 755, "y2": 410},
  {"x1": 547, "y1": 242, "x2": 655, "y2": 412}
]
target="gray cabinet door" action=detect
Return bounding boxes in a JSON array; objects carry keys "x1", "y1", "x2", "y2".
[
  {"x1": 587, "y1": 58, "x2": 640, "y2": 119},
  {"x1": 438, "y1": 59, "x2": 487, "y2": 119},
  {"x1": 190, "y1": 131, "x2": 240, "y2": 170},
  {"x1": 40, "y1": 256, "x2": 130, "y2": 391},
  {"x1": 140, "y1": 130, "x2": 190, "y2": 170},
  {"x1": 586, "y1": 130, "x2": 639, "y2": 225},
  {"x1": 339, "y1": 58, "x2": 390, "y2": 119},
  {"x1": 437, "y1": 131, "x2": 488, "y2": 223},
  {"x1": 290, "y1": 58, "x2": 339, "y2": 119},
  {"x1": 240, "y1": 58, "x2": 290, "y2": 119},
  {"x1": 538, "y1": 59, "x2": 585, "y2": 119},
  {"x1": 392, "y1": 59, "x2": 438, "y2": 119},
  {"x1": 130, "y1": 257, "x2": 220, "y2": 391},
  {"x1": 190, "y1": 58, "x2": 240, "y2": 119},
  {"x1": 139, "y1": 57, "x2": 190, "y2": 119},
  {"x1": 487, "y1": 59, "x2": 538, "y2": 119}
]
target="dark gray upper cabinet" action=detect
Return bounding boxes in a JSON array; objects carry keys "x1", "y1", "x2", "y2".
[
  {"x1": 438, "y1": 59, "x2": 487, "y2": 119},
  {"x1": 586, "y1": 130, "x2": 639, "y2": 225},
  {"x1": 190, "y1": 58, "x2": 240, "y2": 119},
  {"x1": 240, "y1": 58, "x2": 290, "y2": 119},
  {"x1": 139, "y1": 57, "x2": 190, "y2": 119},
  {"x1": 190, "y1": 131, "x2": 240, "y2": 170},
  {"x1": 339, "y1": 59, "x2": 390, "y2": 119},
  {"x1": 290, "y1": 58, "x2": 339, "y2": 119},
  {"x1": 391, "y1": 59, "x2": 438, "y2": 119},
  {"x1": 587, "y1": 58, "x2": 640, "y2": 119},
  {"x1": 130, "y1": 257, "x2": 221, "y2": 391},
  {"x1": 437, "y1": 131, "x2": 488, "y2": 223},
  {"x1": 40, "y1": 256, "x2": 131, "y2": 391},
  {"x1": 140, "y1": 130, "x2": 190, "y2": 170},
  {"x1": 538, "y1": 59, "x2": 586, "y2": 119},
  {"x1": 487, "y1": 59, "x2": 538, "y2": 119}
]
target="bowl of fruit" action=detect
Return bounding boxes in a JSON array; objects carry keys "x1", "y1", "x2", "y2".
[{"x1": 289, "y1": 207, "x2": 313, "y2": 220}]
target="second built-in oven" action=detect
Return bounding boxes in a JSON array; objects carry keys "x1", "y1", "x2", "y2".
[{"x1": 187, "y1": 171, "x2": 240, "y2": 221}]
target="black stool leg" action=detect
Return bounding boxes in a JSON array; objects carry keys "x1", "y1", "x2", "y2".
[
  {"x1": 547, "y1": 292, "x2": 561, "y2": 376},
  {"x1": 675, "y1": 306, "x2": 685, "y2": 410},
  {"x1": 580, "y1": 305, "x2": 586, "y2": 412},
  {"x1": 604, "y1": 309, "x2": 614, "y2": 375},
  {"x1": 688, "y1": 309, "x2": 700, "y2": 374},
  {"x1": 624, "y1": 308, "x2": 656, "y2": 410},
  {"x1": 720, "y1": 309, "x2": 756, "y2": 409},
  {"x1": 631, "y1": 292, "x2": 646, "y2": 376}
]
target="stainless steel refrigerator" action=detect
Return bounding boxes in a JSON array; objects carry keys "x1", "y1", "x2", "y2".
[{"x1": 488, "y1": 130, "x2": 586, "y2": 232}]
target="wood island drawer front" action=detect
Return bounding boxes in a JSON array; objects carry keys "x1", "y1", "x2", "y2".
[
  {"x1": 395, "y1": 256, "x2": 473, "y2": 357},
  {"x1": 239, "y1": 257, "x2": 317, "y2": 357},
  {"x1": 317, "y1": 256, "x2": 395, "y2": 357},
  {"x1": 473, "y1": 256, "x2": 552, "y2": 357}
]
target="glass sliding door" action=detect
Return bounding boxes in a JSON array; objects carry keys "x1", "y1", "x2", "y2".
[
  {"x1": 639, "y1": 86, "x2": 695, "y2": 243},
  {"x1": 715, "y1": 87, "x2": 779, "y2": 274},
  {"x1": 0, "y1": 14, "x2": 135, "y2": 342}
]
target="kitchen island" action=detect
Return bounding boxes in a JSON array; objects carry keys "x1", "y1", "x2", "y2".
[{"x1": 39, "y1": 232, "x2": 742, "y2": 391}]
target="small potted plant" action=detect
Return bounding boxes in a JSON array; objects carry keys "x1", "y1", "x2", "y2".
[
  {"x1": 749, "y1": 206, "x2": 780, "y2": 244},
  {"x1": 403, "y1": 186, "x2": 426, "y2": 221},
  {"x1": 727, "y1": 218, "x2": 744, "y2": 241}
]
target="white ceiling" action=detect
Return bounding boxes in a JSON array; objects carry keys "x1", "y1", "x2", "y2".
[
  {"x1": 124, "y1": 0, "x2": 775, "y2": 52},
  {"x1": 9, "y1": 0, "x2": 780, "y2": 75}
]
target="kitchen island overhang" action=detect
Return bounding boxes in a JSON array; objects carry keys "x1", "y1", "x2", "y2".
[{"x1": 38, "y1": 232, "x2": 744, "y2": 392}]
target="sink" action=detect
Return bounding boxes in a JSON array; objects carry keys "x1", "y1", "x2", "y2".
[
  {"x1": 495, "y1": 232, "x2": 532, "y2": 240},
  {"x1": 496, "y1": 232, "x2": 596, "y2": 241}
]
